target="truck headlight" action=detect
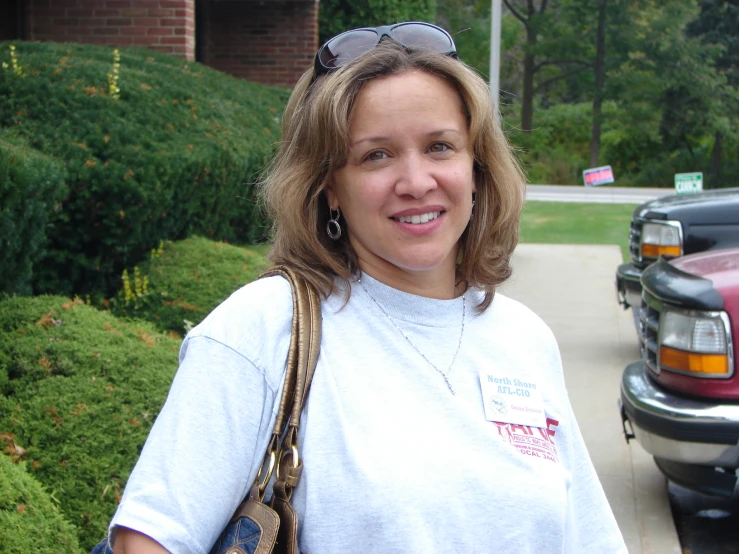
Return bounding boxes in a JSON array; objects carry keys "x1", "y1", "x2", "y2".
[
  {"x1": 659, "y1": 309, "x2": 732, "y2": 376},
  {"x1": 641, "y1": 221, "x2": 683, "y2": 258}
]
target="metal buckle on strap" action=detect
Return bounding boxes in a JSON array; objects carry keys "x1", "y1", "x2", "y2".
[
  {"x1": 276, "y1": 443, "x2": 299, "y2": 481},
  {"x1": 255, "y1": 449, "x2": 277, "y2": 495}
]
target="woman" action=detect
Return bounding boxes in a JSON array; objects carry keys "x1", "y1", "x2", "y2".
[{"x1": 110, "y1": 22, "x2": 627, "y2": 553}]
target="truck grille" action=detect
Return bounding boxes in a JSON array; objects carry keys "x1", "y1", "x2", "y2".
[
  {"x1": 639, "y1": 291, "x2": 661, "y2": 374},
  {"x1": 629, "y1": 219, "x2": 643, "y2": 262}
]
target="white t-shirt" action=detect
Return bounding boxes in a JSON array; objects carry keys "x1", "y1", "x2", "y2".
[{"x1": 110, "y1": 273, "x2": 627, "y2": 553}]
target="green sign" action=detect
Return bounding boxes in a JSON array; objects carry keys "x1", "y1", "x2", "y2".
[{"x1": 675, "y1": 172, "x2": 703, "y2": 195}]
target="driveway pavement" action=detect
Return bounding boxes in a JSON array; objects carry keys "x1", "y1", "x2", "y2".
[{"x1": 500, "y1": 243, "x2": 681, "y2": 554}]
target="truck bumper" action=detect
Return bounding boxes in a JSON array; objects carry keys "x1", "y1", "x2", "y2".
[
  {"x1": 620, "y1": 361, "x2": 739, "y2": 496},
  {"x1": 616, "y1": 262, "x2": 643, "y2": 309}
]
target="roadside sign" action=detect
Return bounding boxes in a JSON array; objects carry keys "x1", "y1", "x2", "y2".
[
  {"x1": 583, "y1": 165, "x2": 615, "y2": 187},
  {"x1": 674, "y1": 172, "x2": 703, "y2": 195}
]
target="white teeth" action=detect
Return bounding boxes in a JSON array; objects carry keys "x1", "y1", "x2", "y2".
[{"x1": 397, "y1": 212, "x2": 441, "y2": 224}]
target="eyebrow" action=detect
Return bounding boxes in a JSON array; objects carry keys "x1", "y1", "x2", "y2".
[{"x1": 349, "y1": 129, "x2": 463, "y2": 148}]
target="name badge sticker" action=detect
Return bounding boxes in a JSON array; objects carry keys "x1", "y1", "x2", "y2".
[{"x1": 479, "y1": 371, "x2": 546, "y2": 428}]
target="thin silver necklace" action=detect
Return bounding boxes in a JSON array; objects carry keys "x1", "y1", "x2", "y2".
[{"x1": 358, "y1": 276, "x2": 465, "y2": 395}]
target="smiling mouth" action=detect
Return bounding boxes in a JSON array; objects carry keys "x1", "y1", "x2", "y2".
[{"x1": 393, "y1": 211, "x2": 442, "y2": 224}]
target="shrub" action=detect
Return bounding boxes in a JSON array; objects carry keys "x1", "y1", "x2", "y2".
[
  {"x1": 0, "y1": 130, "x2": 67, "y2": 295},
  {"x1": 0, "y1": 453, "x2": 82, "y2": 553},
  {"x1": 509, "y1": 102, "x2": 594, "y2": 185},
  {"x1": 0, "y1": 41, "x2": 289, "y2": 297},
  {"x1": 111, "y1": 236, "x2": 270, "y2": 334},
  {"x1": 0, "y1": 295, "x2": 180, "y2": 549}
]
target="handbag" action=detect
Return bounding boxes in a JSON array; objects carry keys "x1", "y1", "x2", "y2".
[{"x1": 90, "y1": 266, "x2": 322, "y2": 554}]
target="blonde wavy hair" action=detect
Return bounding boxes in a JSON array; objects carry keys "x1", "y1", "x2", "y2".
[{"x1": 261, "y1": 40, "x2": 526, "y2": 311}]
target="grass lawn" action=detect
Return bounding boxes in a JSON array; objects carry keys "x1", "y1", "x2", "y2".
[{"x1": 519, "y1": 201, "x2": 635, "y2": 261}]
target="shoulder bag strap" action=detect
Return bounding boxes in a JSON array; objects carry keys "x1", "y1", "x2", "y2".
[{"x1": 252, "y1": 266, "x2": 322, "y2": 500}]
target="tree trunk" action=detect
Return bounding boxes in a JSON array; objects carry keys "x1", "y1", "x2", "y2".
[
  {"x1": 521, "y1": 25, "x2": 536, "y2": 131},
  {"x1": 709, "y1": 130, "x2": 723, "y2": 189},
  {"x1": 590, "y1": 0, "x2": 607, "y2": 168}
]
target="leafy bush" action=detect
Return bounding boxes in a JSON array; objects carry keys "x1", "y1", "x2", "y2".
[
  {"x1": 0, "y1": 295, "x2": 179, "y2": 549},
  {"x1": 510, "y1": 102, "x2": 594, "y2": 185},
  {"x1": 0, "y1": 453, "x2": 82, "y2": 553},
  {"x1": 0, "y1": 130, "x2": 67, "y2": 295},
  {"x1": 112, "y1": 236, "x2": 270, "y2": 334},
  {"x1": 0, "y1": 41, "x2": 289, "y2": 297},
  {"x1": 319, "y1": 0, "x2": 437, "y2": 43}
]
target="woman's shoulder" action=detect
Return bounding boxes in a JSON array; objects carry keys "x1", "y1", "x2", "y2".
[
  {"x1": 484, "y1": 291, "x2": 556, "y2": 341},
  {"x1": 477, "y1": 291, "x2": 563, "y2": 378},
  {"x1": 186, "y1": 275, "x2": 294, "y2": 360}
]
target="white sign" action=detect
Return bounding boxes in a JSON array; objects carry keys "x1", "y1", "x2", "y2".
[
  {"x1": 675, "y1": 172, "x2": 703, "y2": 195},
  {"x1": 479, "y1": 371, "x2": 546, "y2": 428}
]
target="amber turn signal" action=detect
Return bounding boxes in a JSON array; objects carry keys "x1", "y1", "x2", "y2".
[
  {"x1": 642, "y1": 244, "x2": 682, "y2": 258},
  {"x1": 659, "y1": 345, "x2": 729, "y2": 375}
]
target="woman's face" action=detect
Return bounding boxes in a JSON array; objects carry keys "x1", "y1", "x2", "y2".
[{"x1": 326, "y1": 70, "x2": 475, "y2": 297}]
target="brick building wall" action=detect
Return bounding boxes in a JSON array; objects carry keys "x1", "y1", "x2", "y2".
[
  {"x1": 201, "y1": 0, "x2": 318, "y2": 88},
  {"x1": 26, "y1": 0, "x2": 196, "y2": 60},
  {"x1": 16, "y1": 0, "x2": 318, "y2": 87}
]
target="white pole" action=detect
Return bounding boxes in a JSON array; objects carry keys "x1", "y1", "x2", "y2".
[{"x1": 489, "y1": 0, "x2": 502, "y2": 122}]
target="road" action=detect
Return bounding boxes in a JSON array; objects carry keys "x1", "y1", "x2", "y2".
[
  {"x1": 668, "y1": 466, "x2": 739, "y2": 552},
  {"x1": 526, "y1": 184, "x2": 674, "y2": 204}
]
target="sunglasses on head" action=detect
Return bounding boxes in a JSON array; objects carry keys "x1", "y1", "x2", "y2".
[{"x1": 313, "y1": 22, "x2": 458, "y2": 80}]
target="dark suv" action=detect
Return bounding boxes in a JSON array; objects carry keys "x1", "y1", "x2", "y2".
[{"x1": 616, "y1": 188, "x2": 739, "y2": 327}]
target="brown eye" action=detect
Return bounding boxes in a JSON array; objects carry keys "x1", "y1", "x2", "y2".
[
  {"x1": 366, "y1": 151, "x2": 388, "y2": 161},
  {"x1": 429, "y1": 143, "x2": 450, "y2": 153}
]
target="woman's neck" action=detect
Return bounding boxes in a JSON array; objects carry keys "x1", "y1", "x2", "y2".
[{"x1": 357, "y1": 262, "x2": 460, "y2": 300}]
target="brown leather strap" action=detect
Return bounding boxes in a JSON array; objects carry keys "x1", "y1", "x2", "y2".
[
  {"x1": 258, "y1": 266, "x2": 321, "y2": 435},
  {"x1": 290, "y1": 273, "x2": 322, "y2": 419},
  {"x1": 254, "y1": 266, "x2": 321, "y2": 498},
  {"x1": 224, "y1": 267, "x2": 320, "y2": 554}
]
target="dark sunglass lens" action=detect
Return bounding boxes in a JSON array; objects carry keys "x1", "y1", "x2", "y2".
[
  {"x1": 391, "y1": 24, "x2": 454, "y2": 53},
  {"x1": 320, "y1": 30, "x2": 379, "y2": 69}
]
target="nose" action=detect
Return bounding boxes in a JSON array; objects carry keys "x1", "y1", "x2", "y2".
[{"x1": 393, "y1": 152, "x2": 438, "y2": 199}]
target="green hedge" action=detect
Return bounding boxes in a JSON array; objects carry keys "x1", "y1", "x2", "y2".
[
  {"x1": 111, "y1": 236, "x2": 270, "y2": 334},
  {"x1": 0, "y1": 130, "x2": 67, "y2": 296},
  {"x1": 319, "y1": 0, "x2": 437, "y2": 43},
  {"x1": 0, "y1": 41, "x2": 289, "y2": 297},
  {"x1": 0, "y1": 454, "x2": 82, "y2": 553},
  {"x1": 0, "y1": 295, "x2": 179, "y2": 549}
]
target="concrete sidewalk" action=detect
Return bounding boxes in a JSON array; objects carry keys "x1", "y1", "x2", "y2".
[{"x1": 500, "y1": 244, "x2": 681, "y2": 554}]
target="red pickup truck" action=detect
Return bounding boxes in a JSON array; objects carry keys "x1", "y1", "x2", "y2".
[{"x1": 620, "y1": 247, "x2": 739, "y2": 497}]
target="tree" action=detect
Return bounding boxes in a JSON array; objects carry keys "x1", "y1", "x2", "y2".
[
  {"x1": 503, "y1": 0, "x2": 548, "y2": 131},
  {"x1": 687, "y1": 0, "x2": 739, "y2": 187},
  {"x1": 590, "y1": 0, "x2": 608, "y2": 167},
  {"x1": 502, "y1": 0, "x2": 595, "y2": 130},
  {"x1": 318, "y1": 0, "x2": 437, "y2": 44},
  {"x1": 600, "y1": 0, "x2": 728, "y2": 185},
  {"x1": 436, "y1": 0, "x2": 495, "y2": 78}
]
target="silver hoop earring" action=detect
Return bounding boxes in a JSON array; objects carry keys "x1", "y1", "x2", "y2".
[{"x1": 327, "y1": 207, "x2": 342, "y2": 240}]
